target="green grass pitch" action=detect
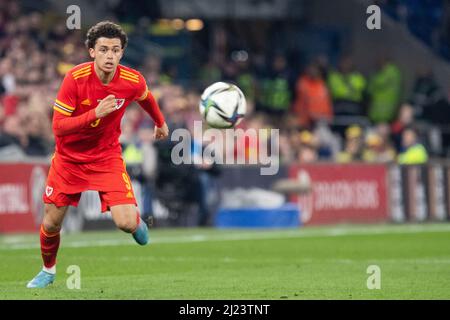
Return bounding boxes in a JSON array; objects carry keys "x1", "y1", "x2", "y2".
[{"x1": 1, "y1": 223, "x2": 450, "y2": 299}]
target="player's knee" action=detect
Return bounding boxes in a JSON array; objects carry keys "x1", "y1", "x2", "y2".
[
  {"x1": 43, "y1": 206, "x2": 63, "y2": 233},
  {"x1": 115, "y1": 215, "x2": 137, "y2": 233},
  {"x1": 42, "y1": 216, "x2": 62, "y2": 233}
]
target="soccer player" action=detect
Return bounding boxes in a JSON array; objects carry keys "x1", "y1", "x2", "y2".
[{"x1": 27, "y1": 21, "x2": 169, "y2": 288}]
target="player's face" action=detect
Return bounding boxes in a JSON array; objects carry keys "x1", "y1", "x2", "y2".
[{"x1": 89, "y1": 37, "x2": 123, "y2": 73}]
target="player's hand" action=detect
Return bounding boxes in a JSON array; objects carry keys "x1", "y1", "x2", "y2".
[
  {"x1": 95, "y1": 95, "x2": 116, "y2": 118},
  {"x1": 154, "y1": 122, "x2": 169, "y2": 140}
]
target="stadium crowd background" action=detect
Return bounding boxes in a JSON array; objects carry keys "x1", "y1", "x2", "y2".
[{"x1": 1, "y1": 0, "x2": 450, "y2": 225}]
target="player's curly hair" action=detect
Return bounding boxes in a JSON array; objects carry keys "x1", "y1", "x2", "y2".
[{"x1": 85, "y1": 21, "x2": 128, "y2": 49}]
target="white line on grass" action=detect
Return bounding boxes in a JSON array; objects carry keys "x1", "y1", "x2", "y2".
[{"x1": 1, "y1": 223, "x2": 450, "y2": 250}]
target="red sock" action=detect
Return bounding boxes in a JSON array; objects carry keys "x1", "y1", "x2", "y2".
[
  {"x1": 131, "y1": 211, "x2": 141, "y2": 234},
  {"x1": 40, "y1": 224, "x2": 60, "y2": 268}
]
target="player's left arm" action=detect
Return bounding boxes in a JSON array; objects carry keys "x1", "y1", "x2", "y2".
[{"x1": 135, "y1": 74, "x2": 169, "y2": 140}]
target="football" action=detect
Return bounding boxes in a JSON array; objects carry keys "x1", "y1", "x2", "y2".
[{"x1": 199, "y1": 82, "x2": 246, "y2": 129}]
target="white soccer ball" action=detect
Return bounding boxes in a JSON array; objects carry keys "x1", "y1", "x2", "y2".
[{"x1": 199, "y1": 82, "x2": 246, "y2": 129}]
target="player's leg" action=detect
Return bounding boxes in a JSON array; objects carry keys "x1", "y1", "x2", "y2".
[
  {"x1": 110, "y1": 203, "x2": 149, "y2": 245},
  {"x1": 27, "y1": 204, "x2": 69, "y2": 288},
  {"x1": 100, "y1": 159, "x2": 149, "y2": 245},
  {"x1": 110, "y1": 204, "x2": 138, "y2": 232},
  {"x1": 41, "y1": 203, "x2": 69, "y2": 267}
]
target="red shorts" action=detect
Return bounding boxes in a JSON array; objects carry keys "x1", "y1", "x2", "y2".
[{"x1": 43, "y1": 154, "x2": 136, "y2": 212}]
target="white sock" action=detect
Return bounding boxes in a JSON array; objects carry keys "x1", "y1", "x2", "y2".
[{"x1": 43, "y1": 265, "x2": 56, "y2": 274}]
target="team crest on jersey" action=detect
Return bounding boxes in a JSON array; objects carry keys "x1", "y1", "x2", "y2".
[
  {"x1": 45, "y1": 186, "x2": 53, "y2": 197},
  {"x1": 115, "y1": 99, "x2": 125, "y2": 110},
  {"x1": 97, "y1": 98, "x2": 125, "y2": 110}
]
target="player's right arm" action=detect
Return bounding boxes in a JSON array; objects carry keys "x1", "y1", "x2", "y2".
[{"x1": 52, "y1": 74, "x2": 116, "y2": 136}]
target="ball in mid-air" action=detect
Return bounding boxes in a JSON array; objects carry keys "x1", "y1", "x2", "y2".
[{"x1": 199, "y1": 82, "x2": 246, "y2": 129}]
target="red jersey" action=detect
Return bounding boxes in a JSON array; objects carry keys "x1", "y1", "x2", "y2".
[{"x1": 52, "y1": 62, "x2": 162, "y2": 163}]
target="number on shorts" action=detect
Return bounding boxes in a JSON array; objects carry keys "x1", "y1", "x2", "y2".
[
  {"x1": 122, "y1": 173, "x2": 132, "y2": 190},
  {"x1": 90, "y1": 119, "x2": 101, "y2": 127}
]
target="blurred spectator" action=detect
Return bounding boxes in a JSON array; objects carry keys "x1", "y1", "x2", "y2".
[
  {"x1": 234, "y1": 113, "x2": 269, "y2": 162},
  {"x1": 235, "y1": 57, "x2": 257, "y2": 104},
  {"x1": 398, "y1": 126, "x2": 428, "y2": 165},
  {"x1": 336, "y1": 125, "x2": 364, "y2": 163},
  {"x1": 221, "y1": 61, "x2": 239, "y2": 83},
  {"x1": 126, "y1": 124, "x2": 159, "y2": 221},
  {"x1": 314, "y1": 54, "x2": 330, "y2": 80},
  {"x1": 279, "y1": 131, "x2": 295, "y2": 164},
  {"x1": 183, "y1": 89, "x2": 203, "y2": 130},
  {"x1": 367, "y1": 55, "x2": 402, "y2": 123},
  {"x1": 1, "y1": 93, "x2": 19, "y2": 116},
  {"x1": 258, "y1": 54, "x2": 291, "y2": 116},
  {"x1": 292, "y1": 63, "x2": 333, "y2": 128},
  {"x1": 313, "y1": 120, "x2": 341, "y2": 160},
  {"x1": 421, "y1": 84, "x2": 450, "y2": 126},
  {"x1": 296, "y1": 130, "x2": 319, "y2": 164},
  {"x1": 23, "y1": 111, "x2": 52, "y2": 156},
  {"x1": 198, "y1": 58, "x2": 222, "y2": 88},
  {"x1": 375, "y1": 122, "x2": 392, "y2": 143},
  {"x1": 420, "y1": 85, "x2": 450, "y2": 155},
  {"x1": 142, "y1": 55, "x2": 164, "y2": 86},
  {"x1": 160, "y1": 64, "x2": 178, "y2": 85},
  {"x1": 327, "y1": 55, "x2": 366, "y2": 116},
  {"x1": 391, "y1": 103, "x2": 414, "y2": 151},
  {"x1": 0, "y1": 114, "x2": 27, "y2": 150},
  {"x1": 0, "y1": 58, "x2": 16, "y2": 94},
  {"x1": 362, "y1": 131, "x2": 396, "y2": 163},
  {"x1": 408, "y1": 67, "x2": 441, "y2": 118},
  {"x1": 189, "y1": 124, "x2": 221, "y2": 227}
]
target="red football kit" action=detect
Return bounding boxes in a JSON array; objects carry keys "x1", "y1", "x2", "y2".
[{"x1": 43, "y1": 62, "x2": 165, "y2": 211}]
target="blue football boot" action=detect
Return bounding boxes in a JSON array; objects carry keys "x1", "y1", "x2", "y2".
[
  {"x1": 132, "y1": 218, "x2": 149, "y2": 246},
  {"x1": 26, "y1": 270, "x2": 55, "y2": 288}
]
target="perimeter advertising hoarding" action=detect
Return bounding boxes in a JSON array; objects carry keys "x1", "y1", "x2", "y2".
[
  {"x1": 289, "y1": 164, "x2": 389, "y2": 225},
  {"x1": 0, "y1": 163, "x2": 48, "y2": 232}
]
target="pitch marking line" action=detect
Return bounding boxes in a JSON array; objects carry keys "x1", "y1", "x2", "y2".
[{"x1": 1, "y1": 224, "x2": 450, "y2": 250}]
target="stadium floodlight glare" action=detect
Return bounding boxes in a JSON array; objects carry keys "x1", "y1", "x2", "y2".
[
  {"x1": 157, "y1": 19, "x2": 171, "y2": 26},
  {"x1": 171, "y1": 19, "x2": 185, "y2": 30},
  {"x1": 186, "y1": 19, "x2": 204, "y2": 31},
  {"x1": 231, "y1": 50, "x2": 249, "y2": 62}
]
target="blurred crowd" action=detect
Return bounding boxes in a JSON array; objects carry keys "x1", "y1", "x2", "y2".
[
  {"x1": 2, "y1": 0, "x2": 450, "y2": 170},
  {"x1": 0, "y1": 0, "x2": 87, "y2": 157}
]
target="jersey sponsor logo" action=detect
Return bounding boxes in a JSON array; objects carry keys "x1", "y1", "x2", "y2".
[
  {"x1": 45, "y1": 186, "x2": 54, "y2": 197},
  {"x1": 81, "y1": 98, "x2": 91, "y2": 106}
]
